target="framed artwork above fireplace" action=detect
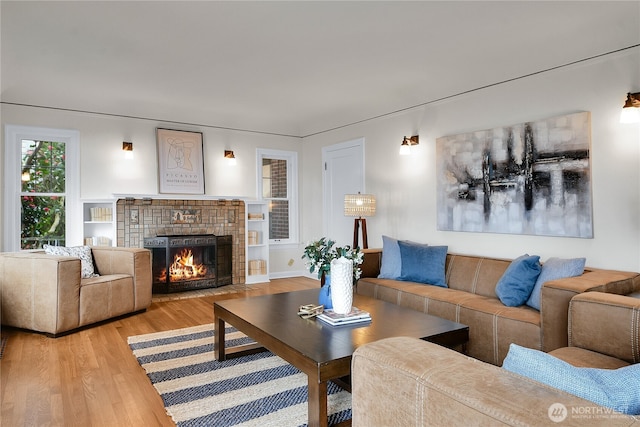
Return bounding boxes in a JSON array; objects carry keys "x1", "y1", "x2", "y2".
[{"x1": 156, "y1": 128, "x2": 205, "y2": 194}]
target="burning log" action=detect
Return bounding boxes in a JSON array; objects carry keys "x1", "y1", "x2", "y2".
[{"x1": 157, "y1": 248, "x2": 207, "y2": 282}]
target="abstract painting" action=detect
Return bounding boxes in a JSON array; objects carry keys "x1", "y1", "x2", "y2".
[{"x1": 436, "y1": 112, "x2": 592, "y2": 238}]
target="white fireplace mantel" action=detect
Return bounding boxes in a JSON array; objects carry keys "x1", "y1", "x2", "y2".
[{"x1": 112, "y1": 194, "x2": 255, "y2": 202}]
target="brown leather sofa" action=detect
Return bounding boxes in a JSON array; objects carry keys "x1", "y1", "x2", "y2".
[
  {"x1": 549, "y1": 291, "x2": 640, "y2": 367},
  {"x1": 358, "y1": 249, "x2": 640, "y2": 365},
  {"x1": 351, "y1": 292, "x2": 640, "y2": 426},
  {"x1": 0, "y1": 247, "x2": 152, "y2": 336}
]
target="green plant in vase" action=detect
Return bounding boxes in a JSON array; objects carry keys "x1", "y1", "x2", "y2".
[{"x1": 302, "y1": 237, "x2": 364, "y2": 309}]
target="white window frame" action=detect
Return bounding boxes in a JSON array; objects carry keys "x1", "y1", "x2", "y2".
[
  {"x1": 3, "y1": 125, "x2": 81, "y2": 251},
  {"x1": 256, "y1": 148, "x2": 299, "y2": 246}
]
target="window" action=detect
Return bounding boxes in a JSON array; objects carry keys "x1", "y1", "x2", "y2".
[
  {"x1": 3, "y1": 126, "x2": 80, "y2": 251},
  {"x1": 20, "y1": 140, "x2": 67, "y2": 248},
  {"x1": 257, "y1": 149, "x2": 298, "y2": 245}
]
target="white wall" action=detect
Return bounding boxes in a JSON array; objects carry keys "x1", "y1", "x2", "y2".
[
  {"x1": 301, "y1": 48, "x2": 640, "y2": 272},
  {"x1": 0, "y1": 106, "x2": 308, "y2": 275},
  {"x1": 2, "y1": 48, "x2": 639, "y2": 274},
  {"x1": 1, "y1": 106, "x2": 301, "y2": 198}
]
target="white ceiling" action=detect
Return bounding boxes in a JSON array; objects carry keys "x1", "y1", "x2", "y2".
[{"x1": 2, "y1": 1, "x2": 639, "y2": 138}]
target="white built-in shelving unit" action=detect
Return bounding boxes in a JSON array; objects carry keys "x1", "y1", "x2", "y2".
[
  {"x1": 82, "y1": 199, "x2": 116, "y2": 246},
  {"x1": 245, "y1": 200, "x2": 270, "y2": 284}
]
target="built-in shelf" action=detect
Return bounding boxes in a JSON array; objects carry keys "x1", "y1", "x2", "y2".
[
  {"x1": 82, "y1": 199, "x2": 116, "y2": 246},
  {"x1": 245, "y1": 200, "x2": 269, "y2": 284}
]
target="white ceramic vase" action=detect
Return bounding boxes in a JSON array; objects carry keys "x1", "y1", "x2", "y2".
[{"x1": 330, "y1": 256, "x2": 353, "y2": 314}]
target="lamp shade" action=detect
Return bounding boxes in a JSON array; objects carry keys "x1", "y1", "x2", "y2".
[
  {"x1": 344, "y1": 193, "x2": 376, "y2": 217},
  {"x1": 620, "y1": 92, "x2": 640, "y2": 124},
  {"x1": 620, "y1": 107, "x2": 640, "y2": 124},
  {"x1": 122, "y1": 141, "x2": 133, "y2": 159}
]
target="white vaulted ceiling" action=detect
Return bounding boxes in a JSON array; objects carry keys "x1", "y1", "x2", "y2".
[{"x1": 2, "y1": 1, "x2": 639, "y2": 137}]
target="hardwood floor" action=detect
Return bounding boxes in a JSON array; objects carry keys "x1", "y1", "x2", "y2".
[{"x1": 0, "y1": 277, "x2": 317, "y2": 427}]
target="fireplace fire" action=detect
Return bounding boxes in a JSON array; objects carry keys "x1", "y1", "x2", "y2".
[
  {"x1": 159, "y1": 248, "x2": 207, "y2": 282},
  {"x1": 144, "y1": 234, "x2": 232, "y2": 293}
]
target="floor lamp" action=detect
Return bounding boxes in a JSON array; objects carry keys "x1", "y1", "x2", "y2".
[{"x1": 344, "y1": 193, "x2": 376, "y2": 249}]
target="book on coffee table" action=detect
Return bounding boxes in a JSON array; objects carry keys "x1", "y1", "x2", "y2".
[{"x1": 317, "y1": 307, "x2": 371, "y2": 326}]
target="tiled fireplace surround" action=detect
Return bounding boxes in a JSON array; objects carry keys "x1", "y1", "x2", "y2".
[{"x1": 116, "y1": 198, "x2": 246, "y2": 284}]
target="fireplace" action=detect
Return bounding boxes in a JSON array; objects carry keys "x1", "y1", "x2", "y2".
[{"x1": 144, "y1": 234, "x2": 233, "y2": 293}]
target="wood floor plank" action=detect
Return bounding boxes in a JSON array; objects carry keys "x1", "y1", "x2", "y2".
[{"x1": 1, "y1": 277, "x2": 317, "y2": 426}]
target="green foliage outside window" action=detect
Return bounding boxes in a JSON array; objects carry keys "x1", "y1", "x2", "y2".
[{"x1": 20, "y1": 140, "x2": 66, "y2": 249}]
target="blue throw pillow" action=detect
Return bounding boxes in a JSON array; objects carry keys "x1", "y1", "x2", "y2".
[
  {"x1": 495, "y1": 254, "x2": 541, "y2": 307},
  {"x1": 503, "y1": 344, "x2": 640, "y2": 415},
  {"x1": 398, "y1": 241, "x2": 447, "y2": 287},
  {"x1": 526, "y1": 257, "x2": 586, "y2": 311},
  {"x1": 378, "y1": 235, "x2": 403, "y2": 279}
]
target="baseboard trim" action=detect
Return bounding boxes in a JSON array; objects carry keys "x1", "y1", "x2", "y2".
[{"x1": 269, "y1": 270, "x2": 314, "y2": 280}]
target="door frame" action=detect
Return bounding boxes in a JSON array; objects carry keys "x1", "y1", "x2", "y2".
[{"x1": 321, "y1": 137, "x2": 365, "y2": 241}]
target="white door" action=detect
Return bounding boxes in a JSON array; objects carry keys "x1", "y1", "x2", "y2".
[{"x1": 322, "y1": 138, "x2": 365, "y2": 248}]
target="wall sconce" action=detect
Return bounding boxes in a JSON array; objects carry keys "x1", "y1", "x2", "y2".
[
  {"x1": 399, "y1": 135, "x2": 419, "y2": 155},
  {"x1": 224, "y1": 150, "x2": 237, "y2": 166},
  {"x1": 122, "y1": 141, "x2": 133, "y2": 159},
  {"x1": 21, "y1": 170, "x2": 31, "y2": 182},
  {"x1": 620, "y1": 92, "x2": 640, "y2": 124},
  {"x1": 344, "y1": 192, "x2": 376, "y2": 249}
]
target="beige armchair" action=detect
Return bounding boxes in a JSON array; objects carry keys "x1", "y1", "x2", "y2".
[{"x1": 0, "y1": 247, "x2": 152, "y2": 336}]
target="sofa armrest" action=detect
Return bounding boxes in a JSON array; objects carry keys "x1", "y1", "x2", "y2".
[
  {"x1": 360, "y1": 248, "x2": 381, "y2": 278},
  {"x1": 568, "y1": 292, "x2": 640, "y2": 364},
  {"x1": 0, "y1": 252, "x2": 81, "y2": 334},
  {"x1": 91, "y1": 247, "x2": 152, "y2": 310},
  {"x1": 540, "y1": 269, "x2": 640, "y2": 352},
  {"x1": 352, "y1": 337, "x2": 638, "y2": 426}
]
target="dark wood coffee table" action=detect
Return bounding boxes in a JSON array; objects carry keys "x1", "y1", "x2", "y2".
[{"x1": 213, "y1": 288, "x2": 468, "y2": 427}]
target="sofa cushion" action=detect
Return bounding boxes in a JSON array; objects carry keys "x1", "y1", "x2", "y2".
[
  {"x1": 526, "y1": 257, "x2": 586, "y2": 310},
  {"x1": 378, "y1": 235, "x2": 403, "y2": 279},
  {"x1": 445, "y1": 255, "x2": 510, "y2": 297},
  {"x1": 43, "y1": 244, "x2": 99, "y2": 279},
  {"x1": 503, "y1": 343, "x2": 640, "y2": 415},
  {"x1": 398, "y1": 242, "x2": 447, "y2": 287},
  {"x1": 458, "y1": 296, "x2": 541, "y2": 365},
  {"x1": 80, "y1": 274, "x2": 135, "y2": 325},
  {"x1": 495, "y1": 254, "x2": 541, "y2": 307},
  {"x1": 549, "y1": 347, "x2": 631, "y2": 369}
]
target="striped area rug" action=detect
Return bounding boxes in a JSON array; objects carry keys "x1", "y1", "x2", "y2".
[{"x1": 128, "y1": 324, "x2": 352, "y2": 427}]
